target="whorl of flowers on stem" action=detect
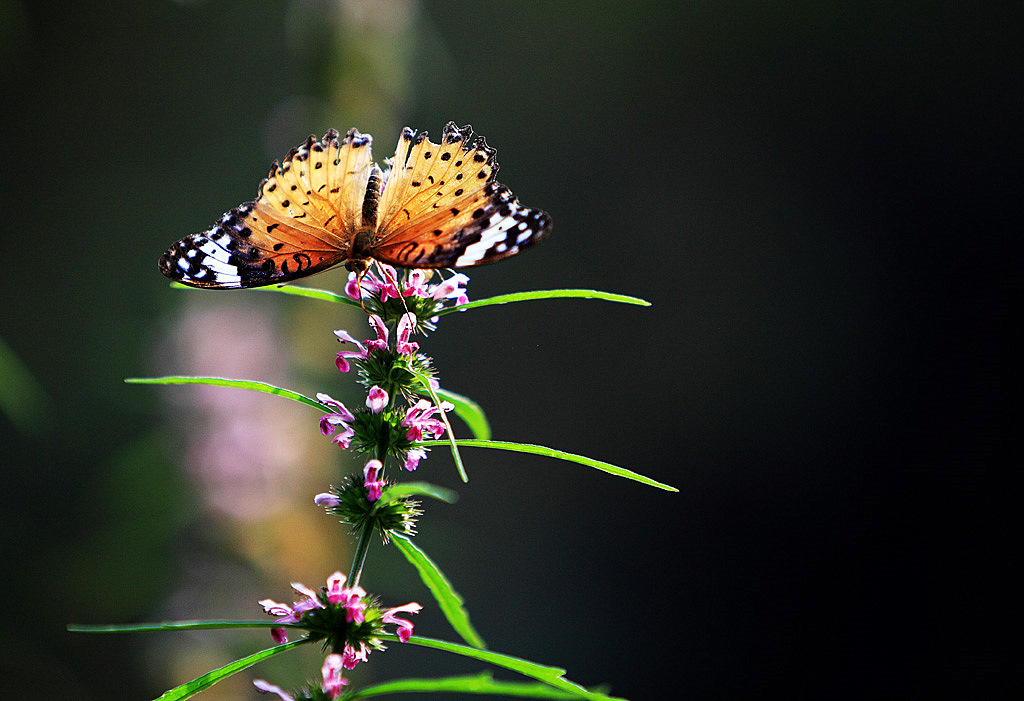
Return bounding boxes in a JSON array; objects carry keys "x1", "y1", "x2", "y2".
[
  {"x1": 259, "y1": 572, "x2": 420, "y2": 663},
  {"x1": 316, "y1": 269, "x2": 464, "y2": 485},
  {"x1": 314, "y1": 474, "x2": 422, "y2": 543},
  {"x1": 345, "y1": 264, "x2": 469, "y2": 333}
]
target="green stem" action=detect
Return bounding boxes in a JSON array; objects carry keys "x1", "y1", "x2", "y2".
[{"x1": 348, "y1": 522, "x2": 373, "y2": 589}]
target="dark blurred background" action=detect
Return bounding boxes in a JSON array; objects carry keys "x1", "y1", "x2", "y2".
[{"x1": 0, "y1": 1, "x2": 1017, "y2": 699}]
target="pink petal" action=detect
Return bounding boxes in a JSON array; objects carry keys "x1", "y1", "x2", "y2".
[
  {"x1": 316, "y1": 393, "x2": 354, "y2": 420},
  {"x1": 325, "y1": 571, "x2": 347, "y2": 603},
  {"x1": 253, "y1": 679, "x2": 296, "y2": 701},
  {"x1": 321, "y1": 654, "x2": 349, "y2": 697},
  {"x1": 259, "y1": 599, "x2": 293, "y2": 618},
  {"x1": 383, "y1": 601, "x2": 422, "y2": 641},
  {"x1": 335, "y1": 354, "x2": 351, "y2": 373},
  {"x1": 404, "y1": 448, "x2": 426, "y2": 471},
  {"x1": 342, "y1": 641, "x2": 369, "y2": 669},
  {"x1": 291, "y1": 581, "x2": 322, "y2": 606},
  {"x1": 314, "y1": 492, "x2": 341, "y2": 507},
  {"x1": 366, "y1": 386, "x2": 389, "y2": 413}
]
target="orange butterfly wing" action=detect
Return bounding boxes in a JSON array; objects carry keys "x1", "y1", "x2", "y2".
[
  {"x1": 159, "y1": 129, "x2": 374, "y2": 288},
  {"x1": 159, "y1": 124, "x2": 550, "y2": 287},
  {"x1": 371, "y1": 122, "x2": 551, "y2": 268}
]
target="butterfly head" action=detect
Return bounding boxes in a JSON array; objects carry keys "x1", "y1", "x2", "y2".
[{"x1": 347, "y1": 228, "x2": 377, "y2": 271}]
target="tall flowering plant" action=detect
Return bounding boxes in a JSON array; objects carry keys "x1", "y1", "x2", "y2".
[{"x1": 71, "y1": 266, "x2": 675, "y2": 700}]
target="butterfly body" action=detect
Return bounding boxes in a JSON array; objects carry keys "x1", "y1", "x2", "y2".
[{"x1": 159, "y1": 123, "x2": 550, "y2": 288}]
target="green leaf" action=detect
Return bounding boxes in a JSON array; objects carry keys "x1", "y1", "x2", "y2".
[
  {"x1": 171, "y1": 281, "x2": 362, "y2": 308},
  {"x1": 434, "y1": 289, "x2": 651, "y2": 317},
  {"x1": 153, "y1": 639, "x2": 308, "y2": 701},
  {"x1": 381, "y1": 481, "x2": 459, "y2": 504},
  {"x1": 68, "y1": 620, "x2": 283, "y2": 633},
  {"x1": 390, "y1": 534, "x2": 485, "y2": 649},
  {"x1": 125, "y1": 376, "x2": 326, "y2": 412},
  {"x1": 430, "y1": 387, "x2": 492, "y2": 440},
  {"x1": 345, "y1": 671, "x2": 591, "y2": 699},
  {"x1": 415, "y1": 439, "x2": 678, "y2": 492},
  {"x1": 386, "y1": 635, "x2": 626, "y2": 701}
]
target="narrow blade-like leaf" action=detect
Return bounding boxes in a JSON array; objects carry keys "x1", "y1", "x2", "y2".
[
  {"x1": 390, "y1": 534, "x2": 485, "y2": 649},
  {"x1": 411, "y1": 370, "x2": 468, "y2": 482},
  {"x1": 126, "y1": 376, "x2": 326, "y2": 412},
  {"x1": 346, "y1": 671, "x2": 590, "y2": 699},
  {"x1": 171, "y1": 281, "x2": 362, "y2": 308},
  {"x1": 68, "y1": 620, "x2": 283, "y2": 634},
  {"x1": 154, "y1": 639, "x2": 308, "y2": 701},
  {"x1": 430, "y1": 387, "x2": 492, "y2": 440},
  {"x1": 434, "y1": 289, "x2": 651, "y2": 317},
  {"x1": 381, "y1": 481, "x2": 459, "y2": 504},
  {"x1": 415, "y1": 439, "x2": 678, "y2": 492},
  {"x1": 387, "y1": 635, "x2": 625, "y2": 701}
]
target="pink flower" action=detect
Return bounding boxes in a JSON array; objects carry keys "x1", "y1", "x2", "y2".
[
  {"x1": 341, "y1": 641, "x2": 370, "y2": 669},
  {"x1": 325, "y1": 571, "x2": 367, "y2": 623},
  {"x1": 314, "y1": 491, "x2": 341, "y2": 507},
  {"x1": 333, "y1": 313, "x2": 389, "y2": 371},
  {"x1": 431, "y1": 272, "x2": 470, "y2": 306},
  {"x1": 396, "y1": 312, "x2": 419, "y2": 355},
  {"x1": 347, "y1": 264, "x2": 403, "y2": 302},
  {"x1": 363, "y1": 459, "x2": 385, "y2": 502},
  {"x1": 320, "y1": 654, "x2": 349, "y2": 698},
  {"x1": 259, "y1": 584, "x2": 319, "y2": 642},
  {"x1": 325, "y1": 571, "x2": 348, "y2": 604},
  {"x1": 382, "y1": 602, "x2": 422, "y2": 643},
  {"x1": 333, "y1": 328, "x2": 366, "y2": 372},
  {"x1": 258, "y1": 579, "x2": 324, "y2": 635},
  {"x1": 366, "y1": 385, "x2": 388, "y2": 413},
  {"x1": 366, "y1": 314, "x2": 390, "y2": 352},
  {"x1": 289, "y1": 580, "x2": 326, "y2": 617},
  {"x1": 402, "y1": 269, "x2": 431, "y2": 298},
  {"x1": 403, "y1": 447, "x2": 427, "y2": 472},
  {"x1": 374, "y1": 263, "x2": 403, "y2": 301},
  {"x1": 333, "y1": 315, "x2": 390, "y2": 372},
  {"x1": 259, "y1": 598, "x2": 295, "y2": 620},
  {"x1": 402, "y1": 399, "x2": 453, "y2": 442},
  {"x1": 316, "y1": 393, "x2": 355, "y2": 448},
  {"x1": 253, "y1": 654, "x2": 348, "y2": 700},
  {"x1": 253, "y1": 679, "x2": 296, "y2": 701},
  {"x1": 347, "y1": 268, "x2": 470, "y2": 314}
]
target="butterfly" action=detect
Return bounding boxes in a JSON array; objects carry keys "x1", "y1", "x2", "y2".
[{"x1": 158, "y1": 122, "x2": 551, "y2": 289}]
